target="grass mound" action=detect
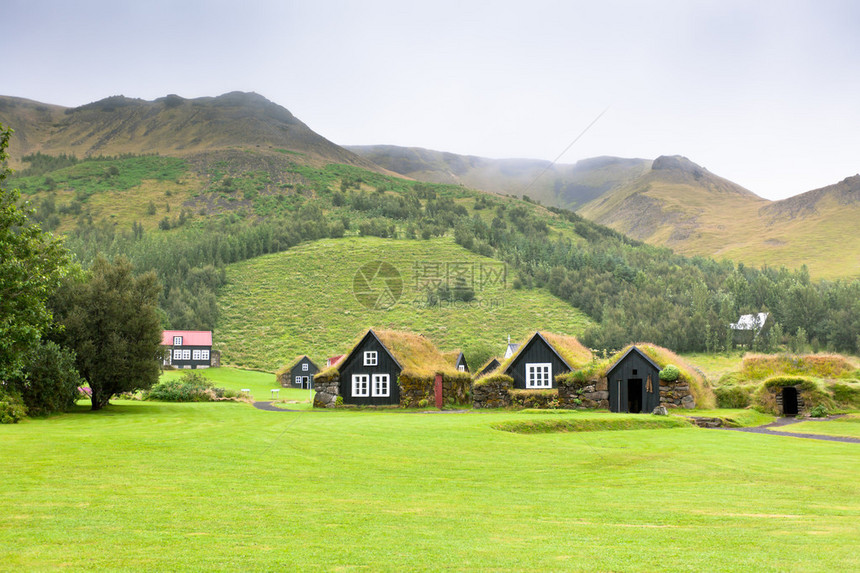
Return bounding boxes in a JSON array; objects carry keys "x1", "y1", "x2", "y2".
[
  {"x1": 741, "y1": 353, "x2": 856, "y2": 380},
  {"x1": 492, "y1": 415, "x2": 690, "y2": 434}
]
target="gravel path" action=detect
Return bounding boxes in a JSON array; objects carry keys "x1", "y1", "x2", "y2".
[
  {"x1": 724, "y1": 416, "x2": 860, "y2": 444},
  {"x1": 253, "y1": 401, "x2": 306, "y2": 412}
]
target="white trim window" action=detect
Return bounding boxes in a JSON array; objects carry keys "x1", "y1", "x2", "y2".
[
  {"x1": 352, "y1": 374, "x2": 370, "y2": 397},
  {"x1": 295, "y1": 376, "x2": 306, "y2": 386},
  {"x1": 173, "y1": 349, "x2": 182, "y2": 361},
  {"x1": 526, "y1": 363, "x2": 552, "y2": 388},
  {"x1": 302, "y1": 363, "x2": 309, "y2": 371},
  {"x1": 182, "y1": 349, "x2": 191, "y2": 361},
  {"x1": 371, "y1": 374, "x2": 390, "y2": 397},
  {"x1": 363, "y1": 351, "x2": 378, "y2": 366},
  {"x1": 192, "y1": 349, "x2": 202, "y2": 361},
  {"x1": 173, "y1": 336, "x2": 183, "y2": 346},
  {"x1": 458, "y1": 365, "x2": 466, "y2": 372},
  {"x1": 201, "y1": 350, "x2": 210, "y2": 361}
]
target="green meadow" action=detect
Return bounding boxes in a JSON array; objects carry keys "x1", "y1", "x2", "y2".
[
  {"x1": 216, "y1": 236, "x2": 591, "y2": 371},
  {"x1": 2, "y1": 393, "x2": 859, "y2": 571}
]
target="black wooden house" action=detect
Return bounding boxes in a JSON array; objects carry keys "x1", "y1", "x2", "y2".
[
  {"x1": 605, "y1": 346, "x2": 662, "y2": 413},
  {"x1": 502, "y1": 332, "x2": 592, "y2": 389},
  {"x1": 161, "y1": 330, "x2": 213, "y2": 369},
  {"x1": 334, "y1": 330, "x2": 404, "y2": 406},
  {"x1": 278, "y1": 355, "x2": 319, "y2": 389}
]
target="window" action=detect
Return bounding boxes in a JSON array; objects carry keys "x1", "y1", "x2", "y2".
[
  {"x1": 364, "y1": 351, "x2": 378, "y2": 366},
  {"x1": 182, "y1": 349, "x2": 191, "y2": 360},
  {"x1": 295, "y1": 376, "x2": 305, "y2": 386},
  {"x1": 173, "y1": 336, "x2": 183, "y2": 346},
  {"x1": 372, "y1": 374, "x2": 390, "y2": 397},
  {"x1": 201, "y1": 350, "x2": 210, "y2": 361},
  {"x1": 352, "y1": 374, "x2": 370, "y2": 397},
  {"x1": 302, "y1": 363, "x2": 309, "y2": 371},
  {"x1": 526, "y1": 363, "x2": 552, "y2": 388},
  {"x1": 173, "y1": 349, "x2": 182, "y2": 361},
  {"x1": 192, "y1": 349, "x2": 201, "y2": 361},
  {"x1": 458, "y1": 365, "x2": 465, "y2": 372}
]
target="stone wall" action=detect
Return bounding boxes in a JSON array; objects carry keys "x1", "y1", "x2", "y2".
[
  {"x1": 313, "y1": 373, "x2": 339, "y2": 408},
  {"x1": 558, "y1": 376, "x2": 609, "y2": 409},
  {"x1": 659, "y1": 379, "x2": 696, "y2": 409},
  {"x1": 472, "y1": 375, "x2": 513, "y2": 408},
  {"x1": 399, "y1": 373, "x2": 472, "y2": 408}
]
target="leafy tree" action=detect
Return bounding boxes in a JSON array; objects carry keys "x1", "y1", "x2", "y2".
[
  {"x1": 12, "y1": 340, "x2": 83, "y2": 416},
  {"x1": 0, "y1": 124, "x2": 71, "y2": 383},
  {"x1": 51, "y1": 256, "x2": 162, "y2": 410}
]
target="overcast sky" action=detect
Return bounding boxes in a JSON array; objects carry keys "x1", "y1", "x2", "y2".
[{"x1": 3, "y1": 0, "x2": 859, "y2": 200}]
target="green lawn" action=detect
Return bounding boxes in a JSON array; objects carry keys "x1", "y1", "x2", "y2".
[
  {"x1": 771, "y1": 414, "x2": 860, "y2": 439},
  {"x1": 2, "y1": 403, "x2": 858, "y2": 571},
  {"x1": 158, "y1": 366, "x2": 312, "y2": 407},
  {"x1": 216, "y1": 236, "x2": 591, "y2": 371}
]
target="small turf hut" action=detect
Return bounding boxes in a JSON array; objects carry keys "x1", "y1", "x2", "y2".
[
  {"x1": 604, "y1": 346, "x2": 662, "y2": 413},
  {"x1": 472, "y1": 332, "x2": 593, "y2": 409},
  {"x1": 564, "y1": 343, "x2": 714, "y2": 412},
  {"x1": 312, "y1": 329, "x2": 472, "y2": 408},
  {"x1": 475, "y1": 357, "x2": 501, "y2": 378},
  {"x1": 276, "y1": 355, "x2": 319, "y2": 389}
]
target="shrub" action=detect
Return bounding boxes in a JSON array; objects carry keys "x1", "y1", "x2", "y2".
[
  {"x1": 809, "y1": 404, "x2": 828, "y2": 418},
  {"x1": 0, "y1": 389, "x2": 28, "y2": 424},
  {"x1": 659, "y1": 364, "x2": 681, "y2": 382},
  {"x1": 144, "y1": 371, "x2": 238, "y2": 402},
  {"x1": 715, "y1": 385, "x2": 751, "y2": 409},
  {"x1": 12, "y1": 341, "x2": 83, "y2": 416}
]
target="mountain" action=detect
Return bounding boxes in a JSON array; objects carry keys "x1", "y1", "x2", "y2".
[
  {"x1": 351, "y1": 145, "x2": 859, "y2": 279},
  {"x1": 0, "y1": 92, "x2": 382, "y2": 171},
  {"x1": 347, "y1": 145, "x2": 650, "y2": 208}
]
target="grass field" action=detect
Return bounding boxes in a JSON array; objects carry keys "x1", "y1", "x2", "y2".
[
  {"x1": 2, "y1": 397, "x2": 859, "y2": 571},
  {"x1": 216, "y1": 236, "x2": 591, "y2": 371},
  {"x1": 158, "y1": 367, "x2": 312, "y2": 407},
  {"x1": 771, "y1": 414, "x2": 860, "y2": 439}
]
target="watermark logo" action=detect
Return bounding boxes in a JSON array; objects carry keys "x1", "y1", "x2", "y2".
[
  {"x1": 353, "y1": 261, "x2": 403, "y2": 310},
  {"x1": 353, "y1": 260, "x2": 507, "y2": 311}
]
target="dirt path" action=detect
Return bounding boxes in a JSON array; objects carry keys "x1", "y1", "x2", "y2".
[
  {"x1": 253, "y1": 401, "x2": 306, "y2": 412},
  {"x1": 724, "y1": 416, "x2": 860, "y2": 444}
]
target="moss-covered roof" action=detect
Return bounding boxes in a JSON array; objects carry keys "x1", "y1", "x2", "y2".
[
  {"x1": 498, "y1": 331, "x2": 592, "y2": 374},
  {"x1": 319, "y1": 329, "x2": 465, "y2": 381},
  {"x1": 282, "y1": 355, "x2": 317, "y2": 372},
  {"x1": 601, "y1": 343, "x2": 715, "y2": 408}
]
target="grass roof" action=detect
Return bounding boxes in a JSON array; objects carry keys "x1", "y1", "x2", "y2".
[
  {"x1": 603, "y1": 343, "x2": 715, "y2": 408},
  {"x1": 319, "y1": 329, "x2": 465, "y2": 381},
  {"x1": 498, "y1": 331, "x2": 592, "y2": 374}
]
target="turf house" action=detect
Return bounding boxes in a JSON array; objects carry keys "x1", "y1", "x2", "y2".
[
  {"x1": 161, "y1": 330, "x2": 214, "y2": 369},
  {"x1": 604, "y1": 346, "x2": 662, "y2": 413},
  {"x1": 472, "y1": 332, "x2": 593, "y2": 408},
  {"x1": 276, "y1": 355, "x2": 319, "y2": 389},
  {"x1": 312, "y1": 329, "x2": 472, "y2": 408},
  {"x1": 557, "y1": 344, "x2": 715, "y2": 412}
]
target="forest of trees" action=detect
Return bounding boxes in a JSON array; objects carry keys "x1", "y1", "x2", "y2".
[{"x1": 31, "y1": 159, "x2": 860, "y2": 356}]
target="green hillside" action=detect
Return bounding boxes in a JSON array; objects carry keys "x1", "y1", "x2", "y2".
[{"x1": 217, "y1": 236, "x2": 591, "y2": 370}]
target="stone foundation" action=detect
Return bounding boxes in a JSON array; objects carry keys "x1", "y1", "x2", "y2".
[
  {"x1": 313, "y1": 374, "x2": 340, "y2": 408},
  {"x1": 659, "y1": 380, "x2": 696, "y2": 409},
  {"x1": 472, "y1": 376, "x2": 513, "y2": 408}
]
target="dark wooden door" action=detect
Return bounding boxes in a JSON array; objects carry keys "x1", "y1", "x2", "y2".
[
  {"x1": 627, "y1": 379, "x2": 643, "y2": 413},
  {"x1": 782, "y1": 387, "x2": 799, "y2": 416}
]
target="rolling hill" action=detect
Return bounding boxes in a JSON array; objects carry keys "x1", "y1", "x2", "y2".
[
  {"x1": 0, "y1": 92, "x2": 384, "y2": 171},
  {"x1": 352, "y1": 145, "x2": 860, "y2": 279},
  {"x1": 216, "y1": 236, "x2": 591, "y2": 370}
]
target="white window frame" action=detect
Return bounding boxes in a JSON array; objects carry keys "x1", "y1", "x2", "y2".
[
  {"x1": 182, "y1": 349, "x2": 191, "y2": 361},
  {"x1": 352, "y1": 374, "x2": 370, "y2": 397},
  {"x1": 372, "y1": 374, "x2": 390, "y2": 397},
  {"x1": 173, "y1": 349, "x2": 182, "y2": 361},
  {"x1": 173, "y1": 336, "x2": 183, "y2": 346},
  {"x1": 458, "y1": 365, "x2": 465, "y2": 372},
  {"x1": 302, "y1": 363, "x2": 309, "y2": 371},
  {"x1": 363, "y1": 351, "x2": 378, "y2": 366},
  {"x1": 201, "y1": 350, "x2": 210, "y2": 361},
  {"x1": 192, "y1": 349, "x2": 202, "y2": 361},
  {"x1": 526, "y1": 363, "x2": 552, "y2": 388}
]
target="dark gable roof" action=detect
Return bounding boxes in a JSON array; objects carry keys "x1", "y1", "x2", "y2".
[
  {"x1": 503, "y1": 332, "x2": 592, "y2": 375},
  {"x1": 347, "y1": 329, "x2": 402, "y2": 370},
  {"x1": 605, "y1": 345, "x2": 661, "y2": 377},
  {"x1": 284, "y1": 355, "x2": 319, "y2": 371}
]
